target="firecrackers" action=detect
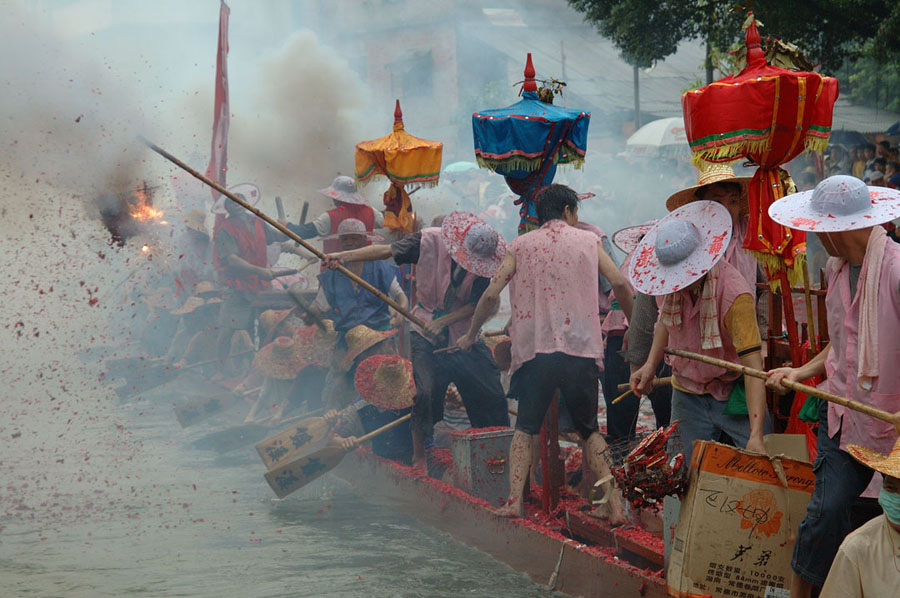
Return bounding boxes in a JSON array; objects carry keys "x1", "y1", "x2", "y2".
[{"x1": 612, "y1": 422, "x2": 687, "y2": 511}]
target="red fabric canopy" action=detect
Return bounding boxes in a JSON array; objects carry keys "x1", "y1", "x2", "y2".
[{"x1": 682, "y1": 15, "x2": 839, "y2": 282}]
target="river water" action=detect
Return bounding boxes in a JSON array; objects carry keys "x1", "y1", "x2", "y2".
[{"x1": 0, "y1": 357, "x2": 566, "y2": 598}]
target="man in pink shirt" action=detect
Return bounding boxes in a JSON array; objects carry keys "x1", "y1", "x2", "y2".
[
  {"x1": 766, "y1": 175, "x2": 900, "y2": 598},
  {"x1": 457, "y1": 184, "x2": 633, "y2": 522}
]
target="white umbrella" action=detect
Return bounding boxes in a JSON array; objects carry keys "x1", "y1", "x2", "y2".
[{"x1": 625, "y1": 117, "x2": 690, "y2": 158}]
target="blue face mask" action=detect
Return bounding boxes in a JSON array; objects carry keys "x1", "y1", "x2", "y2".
[{"x1": 878, "y1": 487, "x2": 900, "y2": 524}]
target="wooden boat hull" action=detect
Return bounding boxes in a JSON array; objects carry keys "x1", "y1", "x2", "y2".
[{"x1": 335, "y1": 449, "x2": 666, "y2": 598}]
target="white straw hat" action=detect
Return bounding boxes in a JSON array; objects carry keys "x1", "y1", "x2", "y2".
[
  {"x1": 768, "y1": 174, "x2": 900, "y2": 233},
  {"x1": 627, "y1": 201, "x2": 732, "y2": 296}
]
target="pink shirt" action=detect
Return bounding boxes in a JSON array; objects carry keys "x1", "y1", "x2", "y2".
[
  {"x1": 821, "y1": 244, "x2": 900, "y2": 497},
  {"x1": 508, "y1": 220, "x2": 605, "y2": 375},
  {"x1": 663, "y1": 260, "x2": 754, "y2": 401},
  {"x1": 410, "y1": 228, "x2": 477, "y2": 345}
]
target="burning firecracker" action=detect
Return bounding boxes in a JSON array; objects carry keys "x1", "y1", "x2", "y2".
[
  {"x1": 612, "y1": 422, "x2": 687, "y2": 511},
  {"x1": 97, "y1": 181, "x2": 166, "y2": 246}
]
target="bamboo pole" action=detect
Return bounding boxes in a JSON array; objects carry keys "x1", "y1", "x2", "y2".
[
  {"x1": 616, "y1": 376, "x2": 672, "y2": 393},
  {"x1": 664, "y1": 348, "x2": 895, "y2": 424},
  {"x1": 137, "y1": 137, "x2": 430, "y2": 332}
]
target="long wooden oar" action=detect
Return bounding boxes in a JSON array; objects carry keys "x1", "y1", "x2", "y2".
[
  {"x1": 255, "y1": 413, "x2": 332, "y2": 470},
  {"x1": 664, "y1": 348, "x2": 895, "y2": 423},
  {"x1": 138, "y1": 137, "x2": 431, "y2": 335},
  {"x1": 193, "y1": 412, "x2": 309, "y2": 453},
  {"x1": 264, "y1": 413, "x2": 412, "y2": 498},
  {"x1": 174, "y1": 386, "x2": 261, "y2": 428}
]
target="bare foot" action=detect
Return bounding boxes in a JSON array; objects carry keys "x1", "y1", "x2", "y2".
[
  {"x1": 589, "y1": 499, "x2": 629, "y2": 527},
  {"x1": 492, "y1": 501, "x2": 524, "y2": 519}
]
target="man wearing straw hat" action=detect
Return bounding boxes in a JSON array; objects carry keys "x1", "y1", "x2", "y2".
[
  {"x1": 457, "y1": 184, "x2": 633, "y2": 521},
  {"x1": 324, "y1": 211, "x2": 510, "y2": 471},
  {"x1": 282, "y1": 175, "x2": 384, "y2": 254},
  {"x1": 628, "y1": 200, "x2": 768, "y2": 462},
  {"x1": 820, "y1": 438, "x2": 900, "y2": 597},
  {"x1": 765, "y1": 175, "x2": 900, "y2": 597},
  {"x1": 665, "y1": 164, "x2": 759, "y2": 289}
]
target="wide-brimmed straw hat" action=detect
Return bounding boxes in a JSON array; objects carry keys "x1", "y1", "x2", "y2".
[
  {"x1": 193, "y1": 281, "x2": 218, "y2": 297},
  {"x1": 627, "y1": 201, "x2": 732, "y2": 296},
  {"x1": 339, "y1": 324, "x2": 398, "y2": 371},
  {"x1": 847, "y1": 437, "x2": 900, "y2": 479},
  {"x1": 293, "y1": 321, "x2": 338, "y2": 368},
  {"x1": 183, "y1": 209, "x2": 208, "y2": 235},
  {"x1": 612, "y1": 219, "x2": 660, "y2": 254},
  {"x1": 665, "y1": 163, "x2": 751, "y2": 212},
  {"x1": 491, "y1": 337, "x2": 512, "y2": 371},
  {"x1": 768, "y1": 174, "x2": 900, "y2": 233},
  {"x1": 441, "y1": 211, "x2": 507, "y2": 278},
  {"x1": 353, "y1": 354, "x2": 415, "y2": 410},
  {"x1": 170, "y1": 294, "x2": 222, "y2": 315},
  {"x1": 253, "y1": 336, "x2": 307, "y2": 379},
  {"x1": 259, "y1": 309, "x2": 295, "y2": 340},
  {"x1": 321, "y1": 218, "x2": 384, "y2": 242},
  {"x1": 213, "y1": 182, "x2": 261, "y2": 215},
  {"x1": 319, "y1": 175, "x2": 369, "y2": 206}
]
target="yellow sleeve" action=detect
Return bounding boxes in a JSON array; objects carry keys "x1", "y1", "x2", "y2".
[{"x1": 723, "y1": 293, "x2": 761, "y2": 355}]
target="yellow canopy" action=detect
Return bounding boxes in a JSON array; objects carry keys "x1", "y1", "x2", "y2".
[{"x1": 355, "y1": 100, "x2": 442, "y2": 233}]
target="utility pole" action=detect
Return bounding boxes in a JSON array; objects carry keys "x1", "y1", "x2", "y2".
[{"x1": 633, "y1": 65, "x2": 641, "y2": 129}]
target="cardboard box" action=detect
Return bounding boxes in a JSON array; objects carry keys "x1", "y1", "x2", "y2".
[
  {"x1": 449, "y1": 427, "x2": 514, "y2": 506},
  {"x1": 667, "y1": 440, "x2": 814, "y2": 598}
]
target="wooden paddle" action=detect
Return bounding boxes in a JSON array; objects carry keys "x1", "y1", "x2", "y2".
[
  {"x1": 174, "y1": 386, "x2": 261, "y2": 428},
  {"x1": 264, "y1": 413, "x2": 412, "y2": 498},
  {"x1": 664, "y1": 348, "x2": 896, "y2": 424},
  {"x1": 193, "y1": 413, "x2": 307, "y2": 453},
  {"x1": 255, "y1": 410, "x2": 332, "y2": 470},
  {"x1": 275, "y1": 196, "x2": 286, "y2": 220}
]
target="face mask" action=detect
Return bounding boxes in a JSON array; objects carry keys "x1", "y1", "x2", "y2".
[{"x1": 878, "y1": 487, "x2": 900, "y2": 524}]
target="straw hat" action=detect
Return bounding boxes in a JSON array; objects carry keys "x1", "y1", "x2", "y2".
[
  {"x1": 259, "y1": 309, "x2": 295, "y2": 340},
  {"x1": 353, "y1": 354, "x2": 415, "y2": 410},
  {"x1": 768, "y1": 174, "x2": 900, "y2": 233},
  {"x1": 665, "y1": 163, "x2": 751, "y2": 212},
  {"x1": 627, "y1": 201, "x2": 733, "y2": 296},
  {"x1": 293, "y1": 320, "x2": 338, "y2": 368},
  {"x1": 253, "y1": 336, "x2": 307, "y2": 379},
  {"x1": 321, "y1": 218, "x2": 384, "y2": 242},
  {"x1": 169, "y1": 295, "x2": 221, "y2": 315},
  {"x1": 319, "y1": 175, "x2": 369, "y2": 206},
  {"x1": 612, "y1": 219, "x2": 660, "y2": 254},
  {"x1": 213, "y1": 182, "x2": 261, "y2": 215},
  {"x1": 847, "y1": 437, "x2": 900, "y2": 479},
  {"x1": 339, "y1": 324, "x2": 398, "y2": 370},
  {"x1": 441, "y1": 211, "x2": 507, "y2": 278},
  {"x1": 194, "y1": 281, "x2": 218, "y2": 297},
  {"x1": 183, "y1": 209, "x2": 208, "y2": 235}
]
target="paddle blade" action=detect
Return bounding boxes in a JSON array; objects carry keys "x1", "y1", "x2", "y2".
[
  {"x1": 264, "y1": 446, "x2": 345, "y2": 498},
  {"x1": 193, "y1": 423, "x2": 269, "y2": 452},
  {"x1": 174, "y1": 394, "x2": 234, "y2": 428},
  {"x1": 255, "y1": 417, "x2": 330, "y2": 470}
]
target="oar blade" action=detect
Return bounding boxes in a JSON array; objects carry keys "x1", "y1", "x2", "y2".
[
  {"x1": 264, "y1": 446, "x2": 345, "y2": 498},
  {"x1": 255, "y1": 417, "x2": 329, "y2": 470},
  {"x1": 174, "y1": 394, "x2": 234, "y2": 428}
]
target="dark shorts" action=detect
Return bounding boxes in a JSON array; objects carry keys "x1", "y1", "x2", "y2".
[
  {"x1": 512, "y1": 352, "x2": 600, "y2": 440},
  {"x1": 409, "y1": 333, "x2": 509, "y2": 437},
  {"x1": 791, "y1": 400, "x2": 875, "y2": 586}
]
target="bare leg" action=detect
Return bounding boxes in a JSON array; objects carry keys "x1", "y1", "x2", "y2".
[
  {"x1": 530, "y1": 435, "x2": 540, "y2": 488},
  {"x1": 494, "y1": 430, "x2": 532, "y2": 518},
  {"x1": 411, "y1": 429, "x2": 426, "y2": 469},
  {"x1": 790, "y1": 572, "x2": 812, "y2": 598},
  {"x1": 584, "y1": 432, "x2": 628, "y2": 526}
]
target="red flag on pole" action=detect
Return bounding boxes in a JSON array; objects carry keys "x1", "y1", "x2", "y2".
[{"x1": 206, "y1": 0, "x2": 230, "y2": 202}]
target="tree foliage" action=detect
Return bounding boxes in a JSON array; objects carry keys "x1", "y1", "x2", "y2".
[{"x1": 568, "y1": 0, "x2": 889, "y2": 75}]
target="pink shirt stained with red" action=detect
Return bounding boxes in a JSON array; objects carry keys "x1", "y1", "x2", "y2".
[{"x1": 508, "y1": 219, "x2": 605, "y2": 375}]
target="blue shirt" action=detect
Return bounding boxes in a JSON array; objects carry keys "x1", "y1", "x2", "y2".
[{"x1": 317, "y1": 260, "x2": 400, "y2": 332}]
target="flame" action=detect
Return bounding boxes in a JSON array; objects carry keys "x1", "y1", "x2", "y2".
[
  {"x1": 129, "y1": 187, "x2": 164, "y2": 222},
  {"x1": 141, "y1": 244, "x2": 150, "y2": 253}
]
